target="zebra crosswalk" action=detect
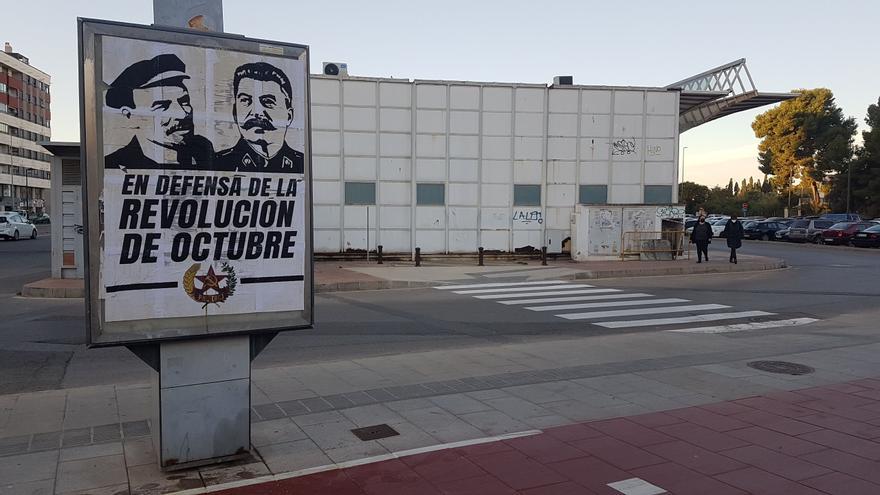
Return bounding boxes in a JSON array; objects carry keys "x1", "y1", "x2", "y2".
[{"x1": 435, "y1": 281, "x2": 819, "y2": 333}]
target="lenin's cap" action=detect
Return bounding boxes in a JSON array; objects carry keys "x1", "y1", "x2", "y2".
[{"x1": 106, "y1": 54, "x2": 190, "y2": 109}]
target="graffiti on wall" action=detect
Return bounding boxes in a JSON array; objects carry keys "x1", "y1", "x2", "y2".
[
  {"x1": 512, "y1": 209, "x2": 543, "y2": 224},
  {"x1": 647, "y1": 144, "x2": 663, "y2": 156},
  {"x1": 656, "y1": 206, "x2": 687, "y2": 218},
  {"x1": 611, "y1": 138, "x2": 637, "y2": 156}
]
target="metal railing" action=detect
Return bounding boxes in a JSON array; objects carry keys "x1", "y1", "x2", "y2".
[{"x1": 620, "y1": 229, "x2": 688, "y2": 261}]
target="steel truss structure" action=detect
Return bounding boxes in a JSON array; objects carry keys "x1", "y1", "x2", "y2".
[{"x1": 667, "y1": 59, "x2": 797, "y2": 132}]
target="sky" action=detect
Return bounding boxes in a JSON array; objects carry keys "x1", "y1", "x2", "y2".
[{"x1": 3, "y1": 0, "x2": 878, "y2": 187}]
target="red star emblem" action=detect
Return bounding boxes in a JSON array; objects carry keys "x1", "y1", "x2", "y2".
[{"x1": 195, "y1": 266, "x2": 227, "y2": 293}]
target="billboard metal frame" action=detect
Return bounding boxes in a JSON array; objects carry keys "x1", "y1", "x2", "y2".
[{"x1": 78, "y1": 18, "x2": 313, "y2": 347}]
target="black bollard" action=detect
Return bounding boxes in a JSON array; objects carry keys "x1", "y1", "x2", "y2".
[
  {"x1": 478, "y1": 247, "x2": 484, "y2": 266},
  {"x1": 377, "y1": 245, "x2": 383, "y2": 264},
  {"x1": 415, "y1": 247, "x2": 421, "y2": 267},
  {"x1": 541, "y1": 246, "x2": 548, "y2": 266}
]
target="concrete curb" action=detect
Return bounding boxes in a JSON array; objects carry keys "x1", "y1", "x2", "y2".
[
  {"x1": 317, "y1": 259, "x2": 787, "y2": 293},
  {"x1": 20, "y1": 283, "x2": 85, "y2": 299},
  {"x1": 314, "y1": 279, "x2": 442, "y2": 293},
  {"x1": 570, "y1": 259, "x2": 787, "y2": 281}
]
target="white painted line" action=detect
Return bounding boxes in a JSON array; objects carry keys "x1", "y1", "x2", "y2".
[
  {"x1": 171, "y1": 429, "x2": 543, "y2": 495},
  {"x1": 435, "y1": 280, "x2": 568, "y2": 290},
  {"x1": 608, "y1": 477, "x2": 667, "y2": 495},
  {"x1": 527, "y1": 298, "x2": 690, "y2": 312},
  {"x1": 597, "y1": 310, "x2": 774, "y2": 328},
  {"x1": 475, "y1": 288, "x2": 617, "y2": 300},
  {"x1": 499, "y1": 292, "x2": 647, "y2": 305},
  {"x1": 453, "y1": 284, "x2": 592, "y2": 295},
  {"x1": 666, "y1": 317, "x2": 819, "y2": 334},
  {"x1": 557, "y1": 304, "x2": 730, "y2": 320}
]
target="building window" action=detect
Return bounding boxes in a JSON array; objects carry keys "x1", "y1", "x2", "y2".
[
  {"x1": 0, "y1": 102, "x2": 6, "y2": 113},
  {"x1": 0, "y1": 82, "x2": 6, "y2": 93},
  {"x1": 644, "y1": 185, "x2": 673, "y2": 204},
  {"x1": 344, "y1": 182, "x2": 376, "y2": 205},
  {"x1": 578, "y1": 185, "x2": 608, "y2": 204},
  {"x1": 513, "y1": 185, "x2": 541, "y2": 206},
  {"x1": 0, "y1": 123, "x2": 6, "y2": 134},
  {"x1": 416, "y1": 183, "x2": 445, "y2": 205}
]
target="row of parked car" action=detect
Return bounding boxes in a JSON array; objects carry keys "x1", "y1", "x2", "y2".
[{"x1": 684, "y1": 214, "x2": 880, "y2": 248}]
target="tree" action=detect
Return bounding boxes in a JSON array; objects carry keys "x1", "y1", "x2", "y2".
[
  {"x1": 726, "y1": 178, "x2": 734, "y2": 195},
  {"x1": 752, "y1": 88, "x2": 857, "y2": 207},
  {"x1": 761, "y1": 177, "x2": 772, "y2": 194},
  {"x1": 733, "y1": 182, "x2": 740, "y2": 196},
  {"x1": 828, "y1": 97, "x2": 880, "y2": 217},
  {"x1": 678, "y1": 181, "x2": 709, "y2": 214}
]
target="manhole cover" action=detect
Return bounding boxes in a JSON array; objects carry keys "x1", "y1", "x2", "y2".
[
  {"x1": 351, "y1": 424, "x2": 399, "y2": 441},
  {"x1": 747, "y1": 361, "x2": 814, "y2": 375}
]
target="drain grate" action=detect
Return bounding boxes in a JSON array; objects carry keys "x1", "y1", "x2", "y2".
[
  {"x1": 748, "y1": 360, "x2": 814, "y2": 375},
  {"x1": 351, "y1": 424, "x2": 399, "y2": 441}
]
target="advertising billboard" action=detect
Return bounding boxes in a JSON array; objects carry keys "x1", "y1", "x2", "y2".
[{"x1": 78, "y1": 19, "x2": 312, "y2": 345}]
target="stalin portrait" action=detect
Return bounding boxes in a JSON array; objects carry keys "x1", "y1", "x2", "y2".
[{"x1": 215, "y1": 61, "x2": 304, "y2": 173}]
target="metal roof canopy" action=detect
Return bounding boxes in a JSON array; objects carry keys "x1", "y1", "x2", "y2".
[{"x1": 667, "y1": 59, "x2": 797, "y2": 132}]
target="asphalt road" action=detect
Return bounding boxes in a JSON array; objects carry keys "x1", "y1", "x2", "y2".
[{"x1": 1, "y1": 236, "x2": 879, "y2": 394}]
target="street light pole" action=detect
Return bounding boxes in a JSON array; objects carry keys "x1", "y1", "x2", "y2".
[
  {"x1": 681, "y1": 146, "x2": 688, "y2": 184},
  {"x1": 846, "y1": 161, "x2": 852, "y2": 214}
]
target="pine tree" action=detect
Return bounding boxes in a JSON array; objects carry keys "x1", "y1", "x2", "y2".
[{"x1": 752, "y1": 88, "x2": 857, "y2": 205}]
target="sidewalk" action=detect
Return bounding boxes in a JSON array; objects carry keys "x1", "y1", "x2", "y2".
[
  {"x1": 1, "y1": 311, "x2": 878, "y2": 494},
  {"x1": 21, "y1": 253, "x2": 785, "y2": 297},
  {"x1": 213, "y1": 379, "x2": 880, "y2": 495}
]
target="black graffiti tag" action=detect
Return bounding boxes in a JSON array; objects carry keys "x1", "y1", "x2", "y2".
[{"x1": 611, "y1": 138, "x2": 637, "y2": 156}]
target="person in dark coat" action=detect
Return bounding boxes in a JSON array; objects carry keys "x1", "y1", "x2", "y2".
[
  {"x1": 690, "y1": 215, "x2": 713, "y2": 263},
  {"x1": 722, "y1": 214, "x2": 745, "y2": 264}
]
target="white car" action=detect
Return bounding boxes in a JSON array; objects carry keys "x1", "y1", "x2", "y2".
[
  {"x1": 0, "y1": 212, "x2": 38, "y2": 240},
  {"x1": 710, "y1": 218, "x2": 730, "y2": 237}
]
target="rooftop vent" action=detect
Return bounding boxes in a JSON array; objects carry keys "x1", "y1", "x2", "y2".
[
  {"x1": 553, "y1": 75, "x2": 573, "y2": 86},
  {"x1": 4, "y1": 42, "x2": 12, "y2": 54},
  {"x1": 323, "y1": 62, "x2": 348, "y2": 77}
]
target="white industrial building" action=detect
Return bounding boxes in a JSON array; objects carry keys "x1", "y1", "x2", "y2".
[
  {"x1": 42, "y1": 58, "x2": 793, "y2": 279},
  {"x1": 308, "y1": 59, "x2": 794, "y2": 255}
]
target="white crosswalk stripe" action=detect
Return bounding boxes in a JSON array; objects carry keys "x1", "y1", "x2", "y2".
[
  {"x1": 526, "y1": 298, "x2": 690, "y2": 312},
  {"x1": 435, "y1": 280, "x2": 569, "y2": 290},
  {"x1": 474, "y1": 288, "x2": 617, "y2": 299},
  {"x1": 596, "y1": 311, "x2": 774, "y2": 328},
  {"x1": 435, "y1": 281, "x2": 819, "y2": 333},
  {"x1": 666, "y1": 317, "x2": 819, "y2": 334},
  {"x1": 556, "y1": 304, "x2": 730, "y2": 320},
  {"x1": 498, "y1": 293, "x2": 650, "y2": 305},
  {"x1": 452, "y1": 284, "x2": 593, "y2": 295}
]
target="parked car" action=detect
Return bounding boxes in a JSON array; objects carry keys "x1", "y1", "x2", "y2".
[
  {"x1": 30, "y1": 214, "x2": 51, "y2": 225},
  {"x1": 710, "y1": 218, "x2": 730, "y2": 238},
  {"x1": 851, "y1": 225, "x2": 880, "y2": 248},
  {"x1": 787, "y1": 219, "x2": 835, "y2": 243},
  {"x1": 775, "y1": 227, "x2": 790, "y2": 240},
  {"x1": 821, "y1": 222, "x2": 877, "y2": 245},
  {"x1": 821, "y1": 213, "x2": 863, "y2": 222},
  {"x1": 744, "y1": 221, "x2": 787, "y2": 241},
  {"x1": 0, "y1": 212, "x2": 38, "y2": 240}
]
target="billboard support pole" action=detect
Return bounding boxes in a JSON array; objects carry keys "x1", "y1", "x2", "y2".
[{"x1": 141, "y1": 0, "x2": 250, "y2": 471}]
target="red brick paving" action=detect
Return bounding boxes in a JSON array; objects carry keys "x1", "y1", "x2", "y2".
[{"x1": 215, "y1": 380, "x2": 880, "y2": 494}]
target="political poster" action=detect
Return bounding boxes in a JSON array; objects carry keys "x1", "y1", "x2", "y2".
[{"x1": 79, "y1": 19, "x2": 312, "y2": 345}]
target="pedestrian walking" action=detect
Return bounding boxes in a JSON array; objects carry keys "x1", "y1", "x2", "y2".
[
  {"x1": 723, "y1": 214, "x2": 744, "y2": 264},
  {"x1": 690, "y1": 215, "x2": 713, "y2": 263}
]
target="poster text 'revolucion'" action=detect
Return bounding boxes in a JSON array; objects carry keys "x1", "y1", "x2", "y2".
[{"x1": 116, "y1": 174, "x2": 300, "y2": 264}]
